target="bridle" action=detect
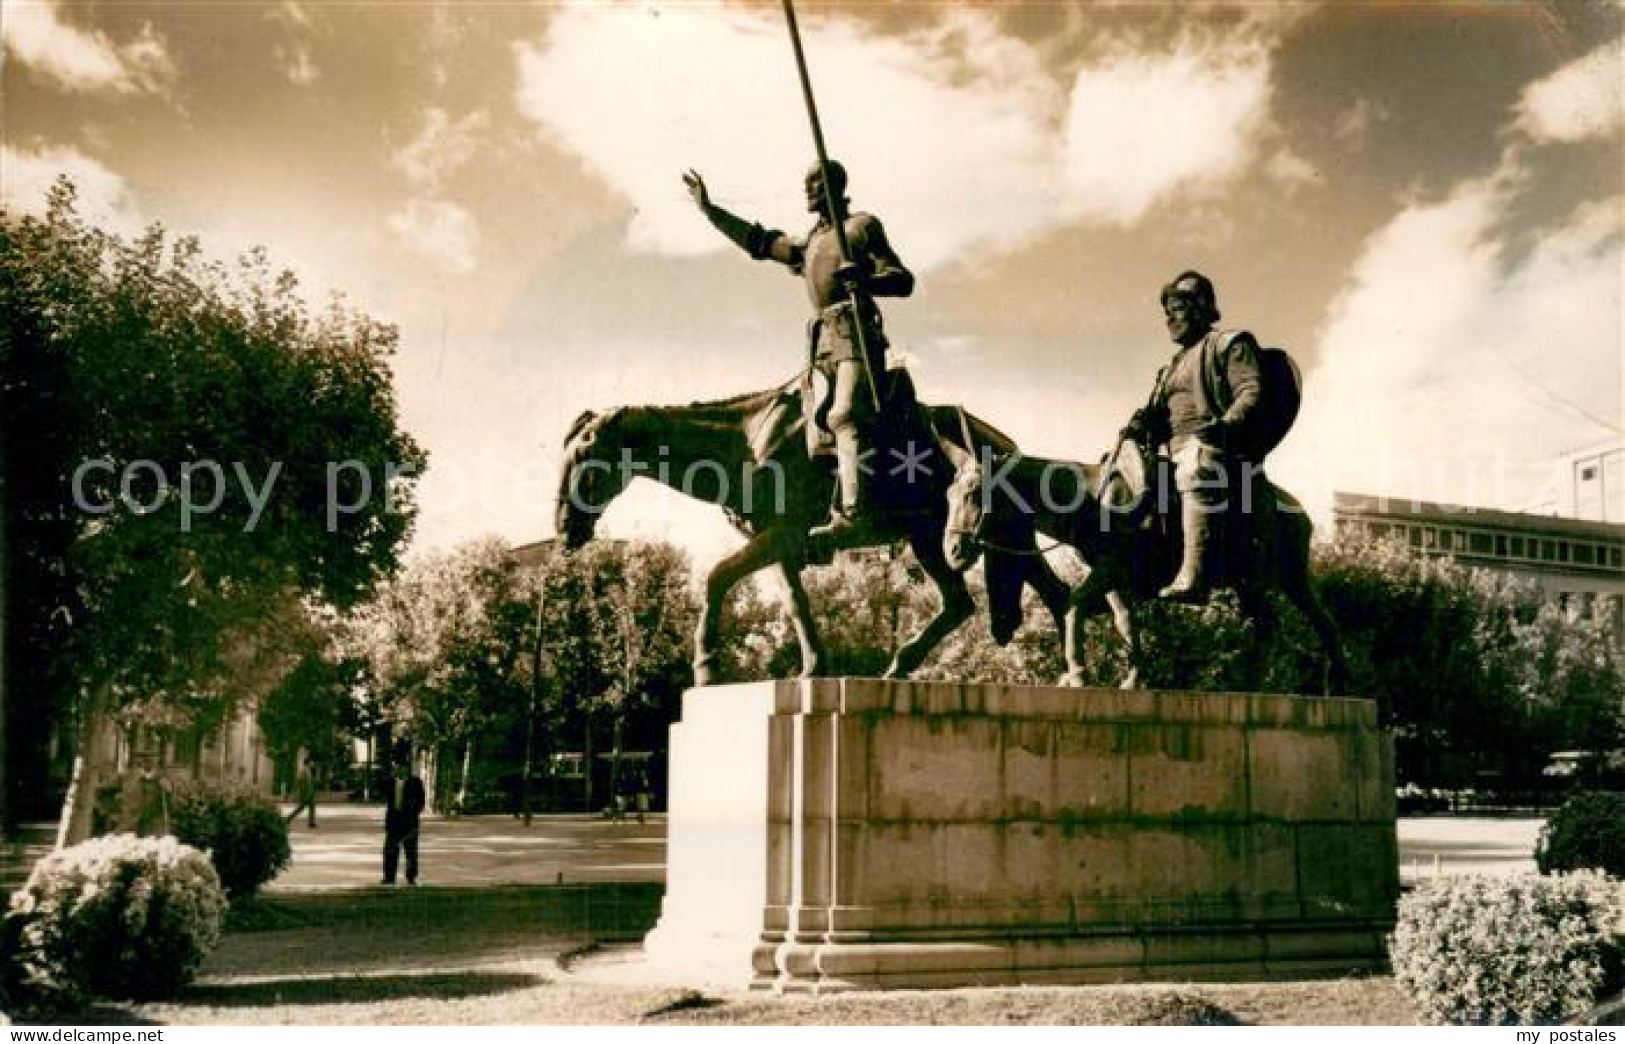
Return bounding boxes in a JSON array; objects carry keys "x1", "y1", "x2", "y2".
[{"x1": 945, "y1": 406, "x2": 1065, "y2": 559}]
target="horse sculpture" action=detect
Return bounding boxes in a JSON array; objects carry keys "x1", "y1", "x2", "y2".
[
  {"x1": 556, "y1": 380, "x2": 1071, "y2": 686},
  {"x1": 941, "y1": 437, "x2": 1348, "y2": 694}
]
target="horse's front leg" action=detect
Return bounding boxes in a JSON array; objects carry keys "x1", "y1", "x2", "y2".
[
  {"x1": 693, "y1": 529, "x2": 784, "y2": 687},
  {"x1": 884, "y1": 531, "x2": 974, "y2": 679},
  {"x1": 1104, "y1": 589, "x2": 1140, "y2": 689},
  {"x1": 1061, "y1": 573, "x2": 1113, "y2": 687},
  {"x1": 778, "y1": 562, "x2": 825, "y2": 678}
]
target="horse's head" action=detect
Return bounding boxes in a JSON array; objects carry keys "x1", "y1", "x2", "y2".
[
  {"x1": 942, "y1": 456, "x2": 988, "y2": 572},
  {"x1": 555, "y1": 409, "x2": 631, "y2": 550}
]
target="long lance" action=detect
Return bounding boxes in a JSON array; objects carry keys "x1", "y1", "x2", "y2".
[{"x1": 781, "y1": 0, "x2": 882, "y2": 411}]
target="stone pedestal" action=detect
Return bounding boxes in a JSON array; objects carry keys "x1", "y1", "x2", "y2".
[{"x1": 643, "y1": 679, "x2": 1398, "y2": 992}]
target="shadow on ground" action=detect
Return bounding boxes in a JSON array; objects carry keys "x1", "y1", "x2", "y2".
[
  {"x1": 9, "y1": 1006, "x2": 164, "y2": 1027},
  {"x1": 206, "y1": 883, "x2": 663, "y2": 979},
  {"x1": 181, "y1": 970, "x2": 547, "y2": 1008}
]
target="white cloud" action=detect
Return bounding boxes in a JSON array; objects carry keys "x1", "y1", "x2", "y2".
[
  {"x1": 1516, "y1": 36, "x2": 1625, "y2": 144},
  {"x1": 1059, "y1": 38, "x2": 1272, "y2": 223},
  {"x1": 1278, "y1": 37, "x2": 1625, "y2": 519},
  {"x1": 1, "y1": 144, "x2": 146, "y2": 236},
  {"x1": 1275, "y1": 176, "x2": 1623, "y2": 518},
  {"x1": 276, "y1": 42, "x2": 320, "y2": 86},
  {"x1": 267, "y1": 2, "x2": 321, "y2": 87},
  {"x1": 1263, "y1": 149, "x2": 1321, "y2": 191},
  {"x1": 1, "y1": 1, "x2": 174, "y2": 94},
  {"x1": 388, "y1": 199, "x2": 479, "y2": 273},
  {"x1": 513, "y1": 7, "x2": 1281, "y2": 269},
  {"x1": 271, "y1": 1, "x2": 314, "y2": 31},
  {"x1": 394, "y1": 108, "x2": 488, "y2": 190}
]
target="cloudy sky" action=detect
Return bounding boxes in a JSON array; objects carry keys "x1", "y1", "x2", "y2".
[{"x1": 5, "y1": 0, "x2": 1622, "y2": 568}]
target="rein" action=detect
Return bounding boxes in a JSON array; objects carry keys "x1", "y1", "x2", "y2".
[
  {"x1": 976, "y1": 532, "x2": 1068, "y2": 558},
  {"x1": 944, "y1": 441, "x2": 1067, "y2": 558}
]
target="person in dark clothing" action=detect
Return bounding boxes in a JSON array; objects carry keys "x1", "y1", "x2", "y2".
[
  {"x1": 381, "y1": 753, "x2": 426, "y2": 886},
  {"x1": 285, "y1": 750, "x2": 318, "y2": 829}
]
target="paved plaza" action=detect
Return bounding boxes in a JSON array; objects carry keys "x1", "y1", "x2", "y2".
[
  {"x1": 270, "y1": 804, "x2": 666, "y2": 891},
  {"x1": 3, "y1": 805, "x2": 1541, "y2": 896}
]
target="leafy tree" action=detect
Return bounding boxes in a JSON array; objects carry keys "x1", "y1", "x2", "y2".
[
  {"x1": 1, "y1": 182, "x2": 425, "y2": 842},
  {"x1": 257, "y1": 647, "x2": 364, "y2": 781},
  {"x1": 753, "y1": 547, "x2": 1065, "y2": 685},
  {"x1": 342, "y1": 538, "x2": 699, "y2": 813},
  {"x1": 533, "y1": 541, "x2": 695, "y2": 811},
  {"x1": 1306, "y1": 535, "x2": 1624, "y2": 787},
  {"x1": 342, "y1": 539, "x2": 515, "y2": 806}
]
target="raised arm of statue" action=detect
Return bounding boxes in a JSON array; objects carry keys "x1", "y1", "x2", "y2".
[{"x1": 683, "y1": 169, "x2": 796, "y2": 267}]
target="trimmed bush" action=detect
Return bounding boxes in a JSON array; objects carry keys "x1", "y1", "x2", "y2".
[
  {"x1": 4, "y1": 835, "x2": 227, "y2": 1012},
  {"x1": 168, "y1": 780, "x2": 291, "y2": 901},
  {"x1": 1537, "y1": 791, "x2": 1625, "y2": 878},
  {"x1": 1390, "y1": 871, "x2": 1623, "y2": 1025}
]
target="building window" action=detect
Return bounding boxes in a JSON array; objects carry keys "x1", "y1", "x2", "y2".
[
  {"x1": 1575, "y1": 544, "x2": 1595, "y2": 566},
  {"x1": 1469, "y1": 532, "x2": 1492, "y2": 554},
  {"x1": 1581, "y1": 465, "x2": 1598, "y2": 481},
  {"x1": 1611, "y1": 547, "x2": 1623, "y2": 569},
  {"x1": 1558, "y1": 541, "x2": 1571, "y2": 563},
  {"x1": 1410, "y1": 526, "x2": 1423, "y2": 548},
  {"x1": 1542, "y1": 539, "x2": 1557, "y2": 561},
  {"x1": 1511, "y1": 536, "x2": 1525, "y2": 557},
  {"x1": 1495, "y1": 534, "x2": 1508, "y2": 556}
]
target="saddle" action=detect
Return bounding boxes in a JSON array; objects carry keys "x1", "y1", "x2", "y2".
[
  {"x1": 745, "y1": 365, "x2": 927, "y2": 468},
  {"x1": 744, "y1": 366, "x2": 945, "y2": 523},
  {"x1": 743, "y1": 377, "x2": 804, "y2": 466}
]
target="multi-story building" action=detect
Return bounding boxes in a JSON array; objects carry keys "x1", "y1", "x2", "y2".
[
  {"x1": 1522, "y1": 439, "x2": 1625, "y2": 524},
  {"x1": 1332, "y1": 491, "x2": 1625, "y2": 628}
]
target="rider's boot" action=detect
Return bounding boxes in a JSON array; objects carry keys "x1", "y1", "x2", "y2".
[
  {"x1": 808, "y1": 432, "x2": 873, "y2": 547},
  {"x1": 1159, "y1": 487, "x2": 1218, "y2": 602}
]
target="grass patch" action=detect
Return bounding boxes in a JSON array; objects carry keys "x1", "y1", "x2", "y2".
[{"x1": 647, "y1": 979, "x2": 1413, "y2": 1026}]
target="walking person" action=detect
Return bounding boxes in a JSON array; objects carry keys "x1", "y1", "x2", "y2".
[
  {"x1": 285, "y1": 750, "x2": 319, "y2": 829},
  {"x1": 381, "y1": 749, "x2": 426, "y2": 886}
]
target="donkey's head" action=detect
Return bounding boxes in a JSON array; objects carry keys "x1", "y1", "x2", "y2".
[{"x1": 942, "y1": 456, "x2": 989, "y2": 572}]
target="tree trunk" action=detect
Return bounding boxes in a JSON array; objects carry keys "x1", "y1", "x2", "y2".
[
  {"x1": 0, "y1": 418, "x2": 9, "y2": 836},
  {"x1": 609, "y1": 715, "x2": 624, "y2": 810},
  {"x1": 424, "y1": 744, "x2": 440, "y2": 813},
  {"x1": 457, "y1": 738, "x2": 472, "y2": 813},
  {"x1": 582, "y1": 710, "x2": 594, "y2": 815},
  {"x1": 56, "y1": 681, "x2": 115, "y2": 848}
]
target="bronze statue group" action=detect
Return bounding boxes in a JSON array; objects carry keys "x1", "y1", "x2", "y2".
[{"x1": 555, "y1": 159, "x2": 1345, "y2": 694}]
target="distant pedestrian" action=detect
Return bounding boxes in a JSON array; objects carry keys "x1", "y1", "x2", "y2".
[
  {"x1": 286, "y1": 751, "x2": 318, "y2": 829},
  {"x1": 635, "y1": 774, "x2": 651, "y2": 824},
  {"x1": 381, "y1": 751, "x2": 426, "y2": 886}
]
